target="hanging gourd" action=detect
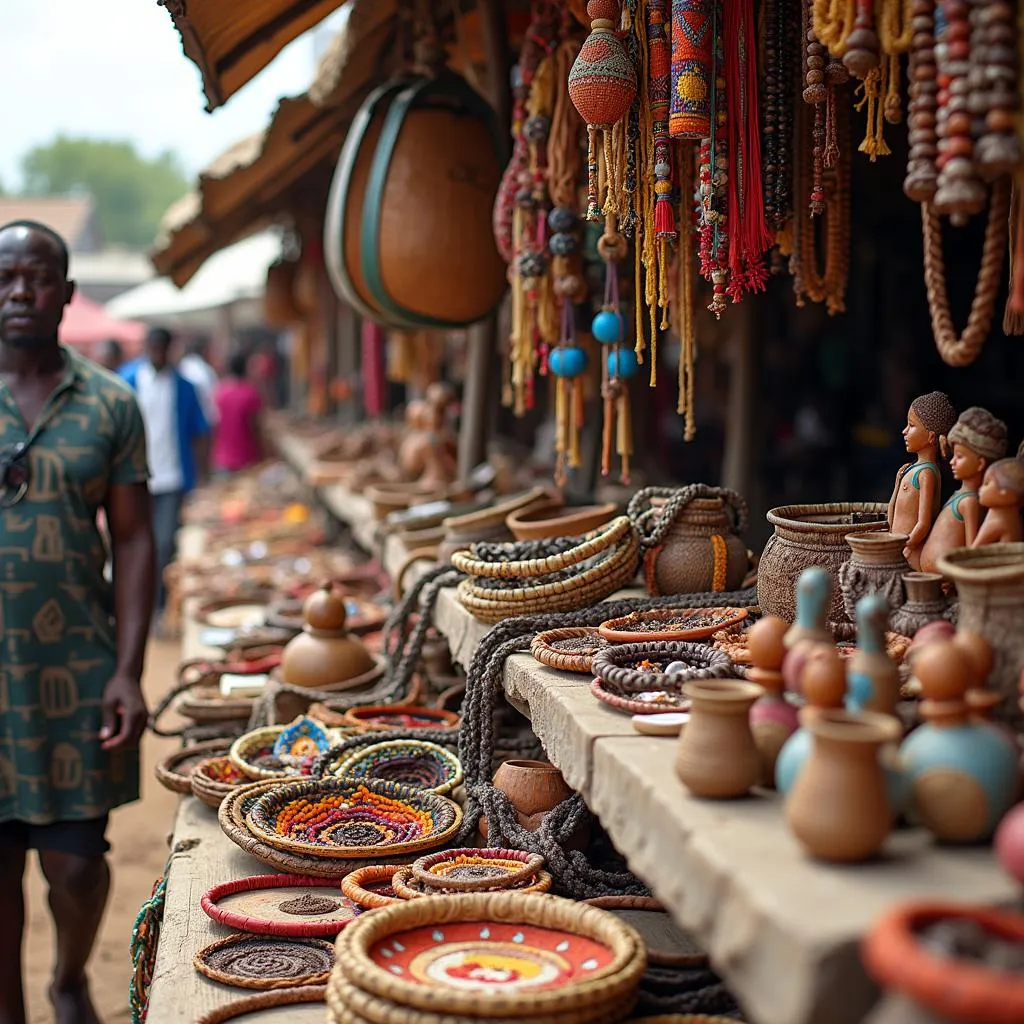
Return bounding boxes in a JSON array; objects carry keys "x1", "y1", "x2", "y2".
[{"x1": 569, "y1": 0, "x2": 637, "y2": 221}]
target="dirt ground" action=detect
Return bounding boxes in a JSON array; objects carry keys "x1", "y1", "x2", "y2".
[{"x1": 22, "y1": 639, "x2": 181, "y2": 1024}]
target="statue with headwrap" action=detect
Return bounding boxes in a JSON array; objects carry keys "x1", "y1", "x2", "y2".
[{"x1": 887, "y1": 391, "x2": 957, "y2": 569}]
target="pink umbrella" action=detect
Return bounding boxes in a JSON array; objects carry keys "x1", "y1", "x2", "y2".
[{"x1": 60, "y1": 291, "x2": 147, "y2": 359}]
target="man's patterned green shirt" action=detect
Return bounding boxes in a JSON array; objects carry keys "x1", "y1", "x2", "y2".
[{"x1": 0, "y1": 346, "x2": 148, "y2": 824}]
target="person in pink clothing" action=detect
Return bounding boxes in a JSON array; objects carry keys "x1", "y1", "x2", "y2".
[{"x1": 213, "y1": 352, "x2": 264, "y2": 474}]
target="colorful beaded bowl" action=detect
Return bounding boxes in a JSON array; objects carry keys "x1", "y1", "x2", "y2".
[
  {"x1": 230, "y1": 724, "x2": 348, "y2": 781},
  {"x1": 530, "y1": 627, "x2": 610, "y2": 675},
  {"x1": 312, "y1": 730, "x2": 460, "y2": 781},
  {"x1": 412, "y1": 848, "x2": 546, "y2": 892},
  {"x1": 201, "y1": 874, "x2": 361, "y2": 938},
  {"x1": 194, "y1": 933, "x2": 334, "y2": 990},
  {"x1": 341, "y1": 865, "x2": 407, "y2": 910},
  {"x1": 190, "y1": 756, "x2": 251, "y2": 809},
  {"x1": 246, "y1": 778, "x2": 463, "y2": 860},
  {"x1": 332, "y1": 892, "x2": 647, "y2": 1017},
  {"x1": 329, "y1": 740, "x2": 463, "y2": 796},
  {"x1": 597, "y1": 607, "x2": 749, "y2": 644},
  {"x1": 391, "y1": 866, "x2": 554, "y2": 900},
  {"x1": 155, "y1": 740, "x2": 232, "y2": 795},
  {"x1": 341, "y1": 705, "x2": 461, "y2": 733}
]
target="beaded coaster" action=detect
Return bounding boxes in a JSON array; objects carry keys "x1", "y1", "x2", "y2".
[
  {"x1": 202, "y1": 875, "x2": 361, "y2": 937},
  {"x1": 330, "y1": 740, "x2": 463, "y2": 795},
  {"x1": 194, "y1": 934, "x2": 334, "y2": 990},
  {"x1": 246, "y1": 778, "x2": 462, "y2": 860},
  {"x1": 531, "y1": 628, "x2": 610, "y2": 674}
]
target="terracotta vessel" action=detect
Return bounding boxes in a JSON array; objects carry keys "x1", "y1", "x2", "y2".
[
  {"x1": 640, "y1": 495, "x2": 749, "y2": 596},
  {"x1": 747, "y1": 617, "x2": 800, "y2": 788},
  {"x1": 839, "y1": 531, "x2": 911, "y2": 621},
  {"x1": 279, "y1": 584, "x2": 376, "y2": 689},
  {"x1": 675, "y1": 680, "x2": 764, "y2": 798},
  {"x1": 758, "y1": 503, "x2": 888, "y2": 628},
  {"x1": 863, "y1": 903, "x2": 1024, "y2": 1024},
  {"x1": 481, "y1": 759, "x2": 575, "y2": 840},
  {"x1": 437, "y1": 487, "x2": 552, "y2": 563},
  {"x1": 506, "y1": 501, "x2": 618, "y2": 542},
  {"x1": 937, "y1": 543, "x2": 1024, "y2": 731},
  {"x1": 891, "y1": 572, "x2": 953, "y2": 636},
  {"x1": 786, "y1": 708, "x2": 901, "y2": 862}
]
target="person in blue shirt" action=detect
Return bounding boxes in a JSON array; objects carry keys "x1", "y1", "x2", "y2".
[{"x1": 120, "y1": 328, "x2": 209, "y2": 625}]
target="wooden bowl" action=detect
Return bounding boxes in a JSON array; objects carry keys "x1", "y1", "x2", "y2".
[{"x1": 506, "y1": 501, "x2": 618, "y2": 542}]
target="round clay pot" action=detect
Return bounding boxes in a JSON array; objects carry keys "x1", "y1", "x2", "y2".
[
  {"x1": 758, "y1": 503, "x2": 888, "y2": 627},
  {"x1": 674, "y1": 680, "x2": 764, "y2": 798},
  {"x1": 862, "y1": 903, "x2": 1024, "y2": 1024},
  {"x1": 506, "y1": 501, "x2": 618, "y2": 542},
  {"x1": 937, "y1": 544, "x2": 1024, "y2": 732},
  {"x1": 839, "y1": 531, "x2": 911, "y2": 621},
  {"x1": 785, "y1": 708, "x2": 901, "y2": 862},
  {"x1": 481, "y1": 759, "x2": 577, "y2": 842},
  {"x1": 892, "y1": 572, "x2": 953, "y2": 637}
]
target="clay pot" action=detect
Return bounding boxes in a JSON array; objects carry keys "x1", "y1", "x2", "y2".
[
  {"x1": 279, "y1": 584, "x2": 376, "y2": 689},
  {"x1": 642, "y1": 496, "x2": 749, "y2": 596},
  {"x1": 506, "y1": 501, "x2": 618, "y2": 542},
  {"x1": 863, "y1": 903, "x2": 1024, "y2": 1024},
  {"x1": 481, "y1": 759, "x2": 576, "y2": 840},
  {"x1": 786, "y1": 708, "x2": 901, "y2": 862},
  {"x1": 937, "y1": 544, "x2": 1024, "y2": 732},
  {"x1": 364, "y1": 482, "x2": 445, "y2": 521},
  {"x1": 839, "y1": 531, "x2": 911, "y2": 621},
  {"x1": 674, "y1": 680, "x2": 764, "y2": 798},
  {"x1": 891, "y1": 572, "x2": 953, "y2": 637},
  {"x1": 758, "y1": 503, "x2": 888, "y2": 628},
  {"x1": 437, "y1": 487, "x2": 552, "y2": 563}
]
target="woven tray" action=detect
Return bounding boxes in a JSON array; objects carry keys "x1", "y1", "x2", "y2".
[
  {"x1": 341, "y1": 865, "x2": 406, "y2": 909},
  {"x1": 326, "y1": 974, "x2": 636, "y2": 1024},
  {"x1": 342, "y1": 705, "x2": 461, "y2": 732},
  {"x1": 330, "y1": 740, "x2": 463, "y2": 796},
  {"x1": 196, "y1": 985, "x2": 326, "y2": 1023},
  {"x1": 313, "y1": 730, "x2": 461, "y2": 781},
  {"x1": 391, "y1": 866, "x2": 554, "y2": 899},
  {"x1": 245, "y1": 778, "x2": 463, "y2": 860},
  {"x1": 201, "y1": 874, "x2": 361, "y2": 938},
  {"x1": 589, "y1": 679, "x2": 691, "y2": 717},
  {"x1": 154, "y1": 740, "x2": 231, "y2": 795},
  {"x1": 530, "y1": 628, "x2": 610, "y2": 674},
  {"x1": 219, "y1": 783, "x2": 421, "y2": 880},
  {"x1": 412, "y1": 848, "x2": 546, "y2": 892},
  {"x1": 333, "y1": 892, "x2": 647, "y2": 1017},
  {"x1": 591, "y1": 641, "x2": 736, "y2": 694},
  {"x1": 598, "y1": 607, "x2": 749, "y2": 644},
  {"x1": 230, "y1": 722, "x2": 349, "y2": 782},
  {"x1": 194, "y1": 933, "x2": 334, "y2": 990},
  {"x1": 190, "y1": 757, "x2": 250, "y2": 809},
  {"x1": 582, "y1": 897, "x2": 708, "y2": 968}
]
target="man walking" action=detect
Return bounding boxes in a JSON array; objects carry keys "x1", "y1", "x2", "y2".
[
  {"x1": 120, "y1": 327, "x2": 208, "y2": 627},
  {"x1": 178, "y1": 336, "x2": 219, "y2": 429},
  {"x1": 0, "y1": 220, "x2": 154, "y2": 1024}
]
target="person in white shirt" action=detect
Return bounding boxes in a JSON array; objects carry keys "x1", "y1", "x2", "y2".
[
  {"x1": 178, "y1": 336, "x2": 219, "y2": 428},
  {"x1": 119, "y1": 328, "x2": 209, "y2": 623}
]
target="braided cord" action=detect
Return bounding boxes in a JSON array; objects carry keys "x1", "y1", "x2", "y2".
[{"x1": 627, "y1": 485, "x2": 750, "y2": 550}]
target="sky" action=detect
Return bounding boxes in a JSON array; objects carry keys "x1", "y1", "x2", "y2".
[{"x1": 1, "y1": 0, "x2": 350, "y2": 190}]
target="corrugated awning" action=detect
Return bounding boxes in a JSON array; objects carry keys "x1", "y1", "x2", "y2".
[{"x1": 159, "y1": 0, "x2": 349, "y2": 110}]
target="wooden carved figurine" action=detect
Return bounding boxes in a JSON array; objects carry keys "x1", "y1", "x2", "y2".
[
  {"x1": 972, "y1": 458, "x2": 1024, "y2": 547},
  {"x1": 921, "y1": 407, "x2": 1008, "y2": 572},
  {"x1": 887, "y1": 391, "x2": 957, "y2": 569},
  {"x1": 846, "y1": 594, "x2": 900, "y2": 718},
  {"x1": 783, "y1": 567, "x2": 833, "y2": 650},
  {"x1": 748, "y1": 616, "x2": 801, "y2": 788}
]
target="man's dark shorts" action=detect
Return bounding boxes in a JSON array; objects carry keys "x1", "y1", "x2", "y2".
[{"x1": 0, "y1": 816, "x2": 110, "y2": 858}]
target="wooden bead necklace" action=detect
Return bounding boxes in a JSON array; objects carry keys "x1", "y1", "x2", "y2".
[
  {"x1": 763, "y1": 0, "x2": 798, "y2": 231},
  {"x1": 904, "y1": 0, "x2": 939, "y2": 201},
  {"x1": 971, "y1": 0, "x2": 1020, "y2": 181}
]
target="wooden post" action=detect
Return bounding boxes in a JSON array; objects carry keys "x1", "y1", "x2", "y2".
[
  {"x1": 721, "y1": 301, "x2": 753, "y2": 496},
  {"x1": 457, "y1": 317, "x2": 497, "y2": 479}
]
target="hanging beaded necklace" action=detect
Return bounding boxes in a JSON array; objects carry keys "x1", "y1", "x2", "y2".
[{"x1": 762, "y1": 0, "x2": 798, "y2": 232}]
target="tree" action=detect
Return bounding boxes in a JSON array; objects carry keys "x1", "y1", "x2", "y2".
[{"x1": 21, "y1": 136, "x2": 189, "y2": 248}]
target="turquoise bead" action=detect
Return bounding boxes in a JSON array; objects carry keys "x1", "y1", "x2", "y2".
[
  {"x1": 606, "y1": 347, "x2": 639, "y2": 379},
  {"x1": 591, "y1": 310, "x2": 623, "y2": 345},
  {"x1": 549, "y1": 346, "x2": 588, "y2": 378}
]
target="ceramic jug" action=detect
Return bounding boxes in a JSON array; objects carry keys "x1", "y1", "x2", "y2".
[{"x1": 839, "y1": 531, "x2": 911, "y2": 621}]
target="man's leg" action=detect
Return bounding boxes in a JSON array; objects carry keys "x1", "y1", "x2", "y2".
[
  {"x1": 37, "y1": 820, "x2": 110, "y2": 1024},
  {"x1": 0, "y1": 828, "x2": 28, "y2": 1024},
  {"x1": 151, "y1": 490, "x2": 184, "y2": 615}
]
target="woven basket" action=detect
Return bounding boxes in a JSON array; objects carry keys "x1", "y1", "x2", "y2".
[
  {"x1": 326, "y1": 973, "x2": 636, "y2": 1024},
  {"x1": 530, "y1": 628, "x2": 610, "y2": 674},
  {"x1": 196, "y1": 985, "x2": 326, "y2": 1023},
  {"x1": 333, "y1": 892, "x2": 646, "y2": 1017},
  {"x1": 330, "y1": 740, "x2": 463, "y2": 796},
  {"x1": 341, "y1": 865, "x2": 406, "y2": 909},
  {"x1": 201, "y1": 874, "x2": 360, "y2": 938},
  {"x1": 190, "y1": 757, "x2": 250, "y2": 809},
  {"x1": 313, "y1": 730, "x2": 461, "y2": 781},
  {"x1": 154, "y1": 740, "x2": 231, "y2": 795},
  {"x1": 219, "y1": 782, "x2": 422, "y2": 880},
  {"x1": 391, "y1": 866, "x2": 554, "y2": 899},
  {"x1": 597, "y1": 607, "x2": 749, "y2": 644},
  {"x1": 591, "y1": 641, "x2": 736, "y2": 694},
  {"x1": 245, "y1": 778, "x2": 463, "y2": 860},
  {"x1": 194, "y1": 933, "x2": 334, "y2": 990},
  {"x1": 341, "y1": 705, "x2": 460, "y2": 732},
  {"x1": 229, "y1": 725, "x2": 354, "y2": 782},
  {"x1": 589, "y1": 679, "x2": 691, "y2": 717},
  {"x1": 412, "y1": 848, "x2": 545, "y2": 892}
]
